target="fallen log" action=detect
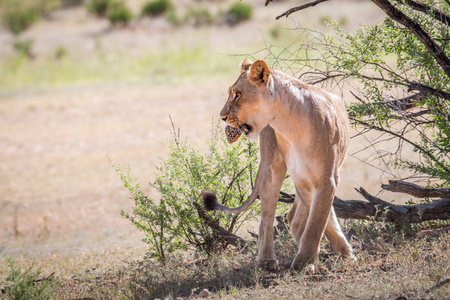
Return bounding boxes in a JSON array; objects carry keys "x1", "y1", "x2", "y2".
[
  {"x1": 342, "y1": 187, "x2": 450, "y2": 224},
  {"x1": 381, "y1": 180, "x2": 450, "y2": 199},
  {"x1": 278, "y1": 188, "x2": 450, "y2": 225}
]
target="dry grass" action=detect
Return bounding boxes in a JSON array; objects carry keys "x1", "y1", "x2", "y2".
[{"x1": 15, "y1": 225, "x2": 444, "y2": 299}]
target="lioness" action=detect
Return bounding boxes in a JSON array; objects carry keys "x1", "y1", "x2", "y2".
[{"x1": 202, "y1": 59, "x2": 354, "y2": 271}]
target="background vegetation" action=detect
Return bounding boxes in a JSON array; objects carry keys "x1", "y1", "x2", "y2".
[
  {"x1": 0, "y1": 0, "x2": 449, "y2": 299},
  {"x1": 261, "y1": 0, "x2": 450, "y2": 189},
  {"x1": 114, "y1": 120, "x2": 263, "y2": 262}
]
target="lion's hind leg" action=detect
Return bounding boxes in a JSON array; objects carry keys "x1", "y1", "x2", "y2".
[
  {"x1": 324, "y1": 169, "x2": 355, "y2": 261},
  {"x1": 256, "y1": 126, "x2": 286, "y2": 272},
  {"x1": 325, "y1": 208, "x2": 355, "y2": 261},
  {"x1": 287, "y1": 191, "x2": 310, "y2": 247},
  {"x1": 291, "y1": 178, "x2": 336, "y2": 269}
]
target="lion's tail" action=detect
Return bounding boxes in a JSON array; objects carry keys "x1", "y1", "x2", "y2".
[{"x1": 201, "y1": 163, "x2": 262, "y2": 214}]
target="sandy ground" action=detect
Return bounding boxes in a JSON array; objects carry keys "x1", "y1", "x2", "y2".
[
  {"x1": 0, "y1": 80, "x2": 227, "y2": 273},
  {"x1": 0, "y1": 80, "x2": 230, "y2": 241},
  {"x1": 0, "y1": 0, "x2": 400, "y2": 274}
]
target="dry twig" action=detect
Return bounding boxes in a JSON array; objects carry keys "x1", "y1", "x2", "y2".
[{"x1": 271, "y1": 0, "x2": 330, "y2": 20}]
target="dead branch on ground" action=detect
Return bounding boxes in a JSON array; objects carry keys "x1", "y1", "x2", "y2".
[
  {"x1": 278, "y1": 186, "x2": 450, "y2": 225},
  {"x1": 193, "y1": 202, "x2": 248, "y2": 250},
  {"x1": 382, "y1": 180, "x2": 450, "y2": 198}
]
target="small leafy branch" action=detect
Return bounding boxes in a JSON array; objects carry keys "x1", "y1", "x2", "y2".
[
  {"x1": 1, "y1": 256, "x2": 56, "y2": 300},
  {"x1": 113, "y1": 119, "x2": 261, "y2": 263}
]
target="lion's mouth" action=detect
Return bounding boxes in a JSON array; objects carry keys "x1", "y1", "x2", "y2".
[
  {"x1": 225, "y1": 123, "x2": 252, "y2": 144},
  {"x1": 241, "y1": 123, "x2": 252, "y2": 135}
]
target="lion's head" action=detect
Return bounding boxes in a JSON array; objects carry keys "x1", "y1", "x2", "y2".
[{"x1": 221, "y1": 59, "x2": 273, "y2": 143}]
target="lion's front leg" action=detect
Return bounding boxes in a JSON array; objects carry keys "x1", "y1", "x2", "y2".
[
  {"x1": 257, "y1": 164, "x2": 286, "y2": 271},
  {"x1": 257, "y1": 201, "x2": 279, "y2": 272},
  {"x1": 256, "y1": 128, "x2": 286, "y2": 272}
]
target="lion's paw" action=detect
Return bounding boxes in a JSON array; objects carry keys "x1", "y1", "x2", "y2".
[
  {"x1": 291, "y1": 252, "x2": 318, "y2": 271},
  {"x1": 346, "y1": 253, "x2": 357, "y2": 265},
  {"x1": 257, "y1": 259, "x2": 280, "y2": 273},
  {"x1": 304, "y1": 263, "x2": 316, "y2": 274}
]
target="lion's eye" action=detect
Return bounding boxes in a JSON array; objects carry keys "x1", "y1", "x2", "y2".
[{"x1": 234, "y1": 92, "x2": 241, "y2": 101}]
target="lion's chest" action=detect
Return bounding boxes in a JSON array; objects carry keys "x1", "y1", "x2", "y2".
[
  {"x1": 285, "y1": 146, "x2": 309, "y2": 178},
  {"x1": 277, "y1": 136, "x2": 312, "y2": 182}
]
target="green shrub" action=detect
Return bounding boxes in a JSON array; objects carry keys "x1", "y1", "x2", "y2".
[
  {"x1": 319, "y1": 14, "x2": 331, "y2": 25},
  {"x1": 113, "y1": 120, "x2": 261, "y2": 263},
  {"x1": 185, "y1": 6, "x2": 214, "y2": 27},
  {"x1": 13, "y1": 38, "x2": 34, "y2": 58},
  {"x1": 87, "y1": 0, "x2": 114, "y2": 17},
  {"x1": 268, "y1": 24, "x2": 282, "y2": 39},
  {"x1": 141, "y1": 0, "x2": 174, "y2": 17},
  {"x1": 61, "y1": 0, "x2": 84, "y2": 8},
  {"x1": 338, "y1": 16, "x2": 348, "y2": 26},
  {"x1": 164, "y1": 8, "x2": 182, "y2": 25},
  {"x1": 31, "y1": 0, "x2": 60, "y2": 17},
  {"x1": 2, "y1": 257, "x2": 56, "y2": 300},
  {"x1": 1, "y1": 1, "x2": 40, "y2": 35},
  {"x1": 54, "y1": 45, "x2": 68, "y2": 59},
  {"x1": 0, "y1": 0, "x2": 61, "y2": 35},
  {"x1": 107, "y1": 1, "x2": 133, "y2": 26},
  {"x1": 226, "y1": 1, "x2": 252, "y2": 25}
]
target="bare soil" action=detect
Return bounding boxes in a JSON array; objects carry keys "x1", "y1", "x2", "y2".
[{"x1": 0, "y1": 81, "x2": 224, "y2": 270}]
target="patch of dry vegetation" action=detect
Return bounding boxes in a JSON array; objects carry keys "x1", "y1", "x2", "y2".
[{"x1": 7, "y1": 224, "x2": 443, "y2": 299}]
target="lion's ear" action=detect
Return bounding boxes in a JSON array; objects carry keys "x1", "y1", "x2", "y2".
[
  {"x1": 248, "y1": 60, "x2": 270, "y2": 87},
  {"x1": 240, "y1": 58, "x2": 253, "y2": 74}
]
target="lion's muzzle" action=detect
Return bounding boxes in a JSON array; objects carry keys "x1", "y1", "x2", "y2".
[
  {"x1": 223, "y1": 115, "x2": 253, "y2": 144},
  {"x1": 225, "y1": 125, "x2": 242, "y2": 144}
]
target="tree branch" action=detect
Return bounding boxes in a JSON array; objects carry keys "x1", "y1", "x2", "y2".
[
  {"x1": 350, "y1": 118, "x2": 450, "y2": 174},
  {"x1": 407, "y1": 81, "x2": 450, "y2": 100},
  {"x1": 333, "y1": 196, "x2": 378, "y2": 220},
  {"x1": 371, "y1": 0, "x2": 450, "y2": 78},
  {"x1": 348, "y1": 92, "x2": 425, "y2": 118},
  {"x1": 387, "y1": 92, "x2": 425, "y2": 110},
  {"x1": 355, "y1": 187, "x2": 450, "y2": 223},
  {"x1": 404, "y1": 0, "x2": 450, "y2": 27},
  {"x1": 382, "y1": 180, "x2": 450, "y2": 198},
  {"x1": 279, "y1": 191, "x2": 295, "y2": 203},
  {"x1": 274, "y1": 0, "x2": 450, "y2": 78},
  {"x1": 273, "y1": 0, "x2": 331, "y2": 20}
]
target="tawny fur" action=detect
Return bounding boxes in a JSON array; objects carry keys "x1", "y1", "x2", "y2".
[{"x1": 202, "y1": 59, "x2": 355, "y2": 271}]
